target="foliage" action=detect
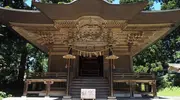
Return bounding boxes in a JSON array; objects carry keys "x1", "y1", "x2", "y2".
[
  {"x1": 0, "y1": 91, "x2": 12, "y2": 99},
  {"x1": 120, "y1": 0, "x2": 144, "y2": 3},
  {"x1": 41, "y1": 0, "x2": 72, "y2": 3},
  {"x1": 0, "y1": 0, "x2": 180, "y2": 97},
  {"x1": 0, "y1": 25, "x2": 48, "y2": 86},
  {"x1": 0, "y1": 25, "x2": 23, "y2": 84},
  {"x1": 26, "y1": 44, "x2": 48, "y2": 73},
  {"x1": 120, "y1": 0, "x2": 156, "y2": 10},
  {"x1": 107, "y1": 0, "x2": 115, "y2": 3},
  {"x1": 0, "y1": 0, "x2": 48, "y2": 90},
  {"x1": 161, "y1": 0, "x2": 179, "y2": 10},
  {"x1": 157, "y1": 86, "x2": 180, "y2": 96},
  {"x1": 119, "y1": 0, "x2": 180, "y2": 90}
]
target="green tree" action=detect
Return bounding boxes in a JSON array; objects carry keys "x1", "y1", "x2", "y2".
[
  {"x1": 0, "y1": 0, "x2": 48, "y2": 91},
  {"x1": 120, "y1": 0, "x2": 154, "y2": 10},
  {"x1": 107, "y1": 0, "x2": 115, "y2": 3},
  {"x1": 121, "y1": 0, "x2": 180, "y2": 88},
  {"x1": 161, "y1": 0, "x2": 180, "y2": 10}
]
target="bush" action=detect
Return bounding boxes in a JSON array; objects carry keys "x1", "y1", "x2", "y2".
[
  {"x1": 0, "y1": 91, "x2": 12, "y2": 99},
  {"x1": 156, "y1": 73, "x2": 180, "y2": 90}
]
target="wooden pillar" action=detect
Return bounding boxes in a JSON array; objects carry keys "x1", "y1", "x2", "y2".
[
  {"x1": 152, "y1": 81, "x2": 157, "y2": 97},
  {"x1": 145, "y1": 83, "x2": 149, "y2": 92},
  {"x1": 129, "y1": 81, "x2": 134, "y2": 98},
  {"x1": 32, "y1": 83, "x2": 36, "y2": 90},
  {"x1": 129, "y1": 55, "x2": 133, "y2": 72},
  {"x1": 48, "y1": 54, "x2": 52, "y2": 72},
  {"x1": 66, "y1": 59, "x2": 71, "y2": 96},
  {"x1": 110, "y1": 59, "x2": 113, "y2": 96},
  {"x1": 23, "y1": 81, "x2": 31, "y2": 96},
  {"x1": 44, "y1": 81, "x2": 53, "y2": 97}
]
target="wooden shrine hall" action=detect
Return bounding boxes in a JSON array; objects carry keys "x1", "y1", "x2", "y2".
[{"x1": 1, "y1": 0, "x2": 180, "y2": 99}]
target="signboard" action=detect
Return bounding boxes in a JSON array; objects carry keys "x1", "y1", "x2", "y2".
[{"x1": 81, "y1": 89, "x2": 96, "y2": 99}]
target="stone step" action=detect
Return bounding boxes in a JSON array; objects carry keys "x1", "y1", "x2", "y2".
[
  {"x1": 70, "y1": 77, "x2": 109, "y2": 99},
  {"x1": 50, "y1": 87, "x2": 66, "y2": 91},
  {"x1": 71, "y1": 84, "x2": 109, "y2": 87},
  {"x1": 70, "y1": 88, "x2": 109, "y2": 92},
  {"x1": 72, "y1": 80, "x2": 108, "y2": 83},
  {"x1": 71, "y1": 92, "x2": 109, "y2": 95},
  {"x1": 73, "y1": 78, "x2": 107, "y2": 81},
  {"x1": 72, "y1": 95, "x2": 109, "y2": 99},
  {"x1": 70, "y1": 92, "x2": 109, "y2": 95},
  {"x1": 70, "y1": 86, "x2": 109, "y2": 89},
  {"x1": 72, "y1": 98, "x2": 107, "y2": 100}
]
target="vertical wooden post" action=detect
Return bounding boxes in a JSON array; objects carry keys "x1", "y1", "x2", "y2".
[
  {"x1": 129, "y1": 56, "x2": 133, "y2": 72},
  {"x1": 45, "y1": 81, "x2": 53, "y2": 97},
  {"x1": 66, "y1": 59, "x2": 71, "y2": 96},
  {"x1": 110, "y1": 59, "x2": 113, "y2": 96},
  {"x1": 152, "y1": 81, "x2": 157, "y2": 97},
  {"x1": 23, "y1": 81, "x2": 31, "y2": 96},
  {"x1": 129, "y1": 81, "x2": 134, "y2": 98},
  {"x1": 32, "y1": 83, "x2": 36, "y2": 91},
  {"x1": 48, "y1": 54, "x2": 52, "y2": 72},
  {"x1": 132, "y1": 82, "x2": 135, "y2": 97}
]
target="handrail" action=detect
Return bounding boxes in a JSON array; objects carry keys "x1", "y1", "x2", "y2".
[
  {"x1": 27, "y1": 72, "x2": 67, "y2": 79},
  {"x1": 113, "y1": 73, "x2": 155, "y2": 79}
]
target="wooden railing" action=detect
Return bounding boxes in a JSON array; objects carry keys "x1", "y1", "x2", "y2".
[
  {"x1": 27, "y1": 72, "x2": 67, "y2": 79},
  {"x1": 113, "y1": 73, "x2": 155, "y2": 80},
  {"x1": 23, "y1": 72, "x2": 68, "y2": 97},
  {"x1": 113, "y1": 73, "x2": 157, "y2": 97}
]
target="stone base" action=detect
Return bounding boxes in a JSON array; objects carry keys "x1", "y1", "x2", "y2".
[
  {"x1": 45, "y1": 96, "x2": 50, "y2": 98},
  {"x1": 107, "y1": 96, "x2": 117, "y2": 100},
  {"x1": 62, "y1": 96, "x2": 72, "y2": 100},
  {"x1": 21, "y1": 96, "x2": 27, "y2": 98},
  {"x1": 154, "y1": 96, "x2": 159, "y2": 99}
]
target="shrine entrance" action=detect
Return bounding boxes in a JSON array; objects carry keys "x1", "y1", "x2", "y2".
[{"x1": 79, "y1": 56, "x2": 104, "y2": 77}]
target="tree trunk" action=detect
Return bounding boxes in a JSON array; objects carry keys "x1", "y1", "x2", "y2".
[{"x1": 17, "y1": 42, "x2": 27, "y2": 88}]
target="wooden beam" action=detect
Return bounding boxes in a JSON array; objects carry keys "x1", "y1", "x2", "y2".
[
  {"x1": 23, "y1": 81, "x2": 31, "y2": 96},
  {"x1": 124, "y1": 23, "x2": 172, "y2": 31},
  {"x1": 12, "y1": 26, "x2": 48, "y2": 53},
  {"x1": 127, "y1": 23, "x2": 172, "y2": 27},
  {"x1": 10, "y1": 22, "x2": 54, "y2": 27},
  {"x1": 131, "y1": 27, "x2": 170, "y2": 56},
  {"x1": 50, "y1": 52, "x2": 131, "y2": 55},
  {"x1": 26, "y1": 79, "x2": 67, "y2": 82}
]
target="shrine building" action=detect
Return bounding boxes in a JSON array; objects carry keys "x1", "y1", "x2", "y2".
[{"x1": 1, "y1": 0, "x2": 180, "y2": 99}]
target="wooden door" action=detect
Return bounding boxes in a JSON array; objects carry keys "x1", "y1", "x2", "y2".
[{"x1": 79, "y1": 56, "x2": 103, "y2": 77}]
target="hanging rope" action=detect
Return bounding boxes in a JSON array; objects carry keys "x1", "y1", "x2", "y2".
[{"x1": 70, "y1": 46, "x2": 112, "y2": 57}]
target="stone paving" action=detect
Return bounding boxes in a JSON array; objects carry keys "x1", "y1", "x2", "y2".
[{"x1": 3, "y1": 96, "x2": 180, "y2": 100}]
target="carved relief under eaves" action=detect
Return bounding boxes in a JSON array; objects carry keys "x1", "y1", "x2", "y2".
[
  {"x1": 54, "y1": 16, "x2": 127, "y2": 50},
  {"x1": 9, "y1": 16, "x2": 173, "y2": 55}
]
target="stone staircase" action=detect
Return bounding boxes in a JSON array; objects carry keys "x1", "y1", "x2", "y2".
[{"x1": 70, "y1": 77, "x2": 109, "y2": 99}]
